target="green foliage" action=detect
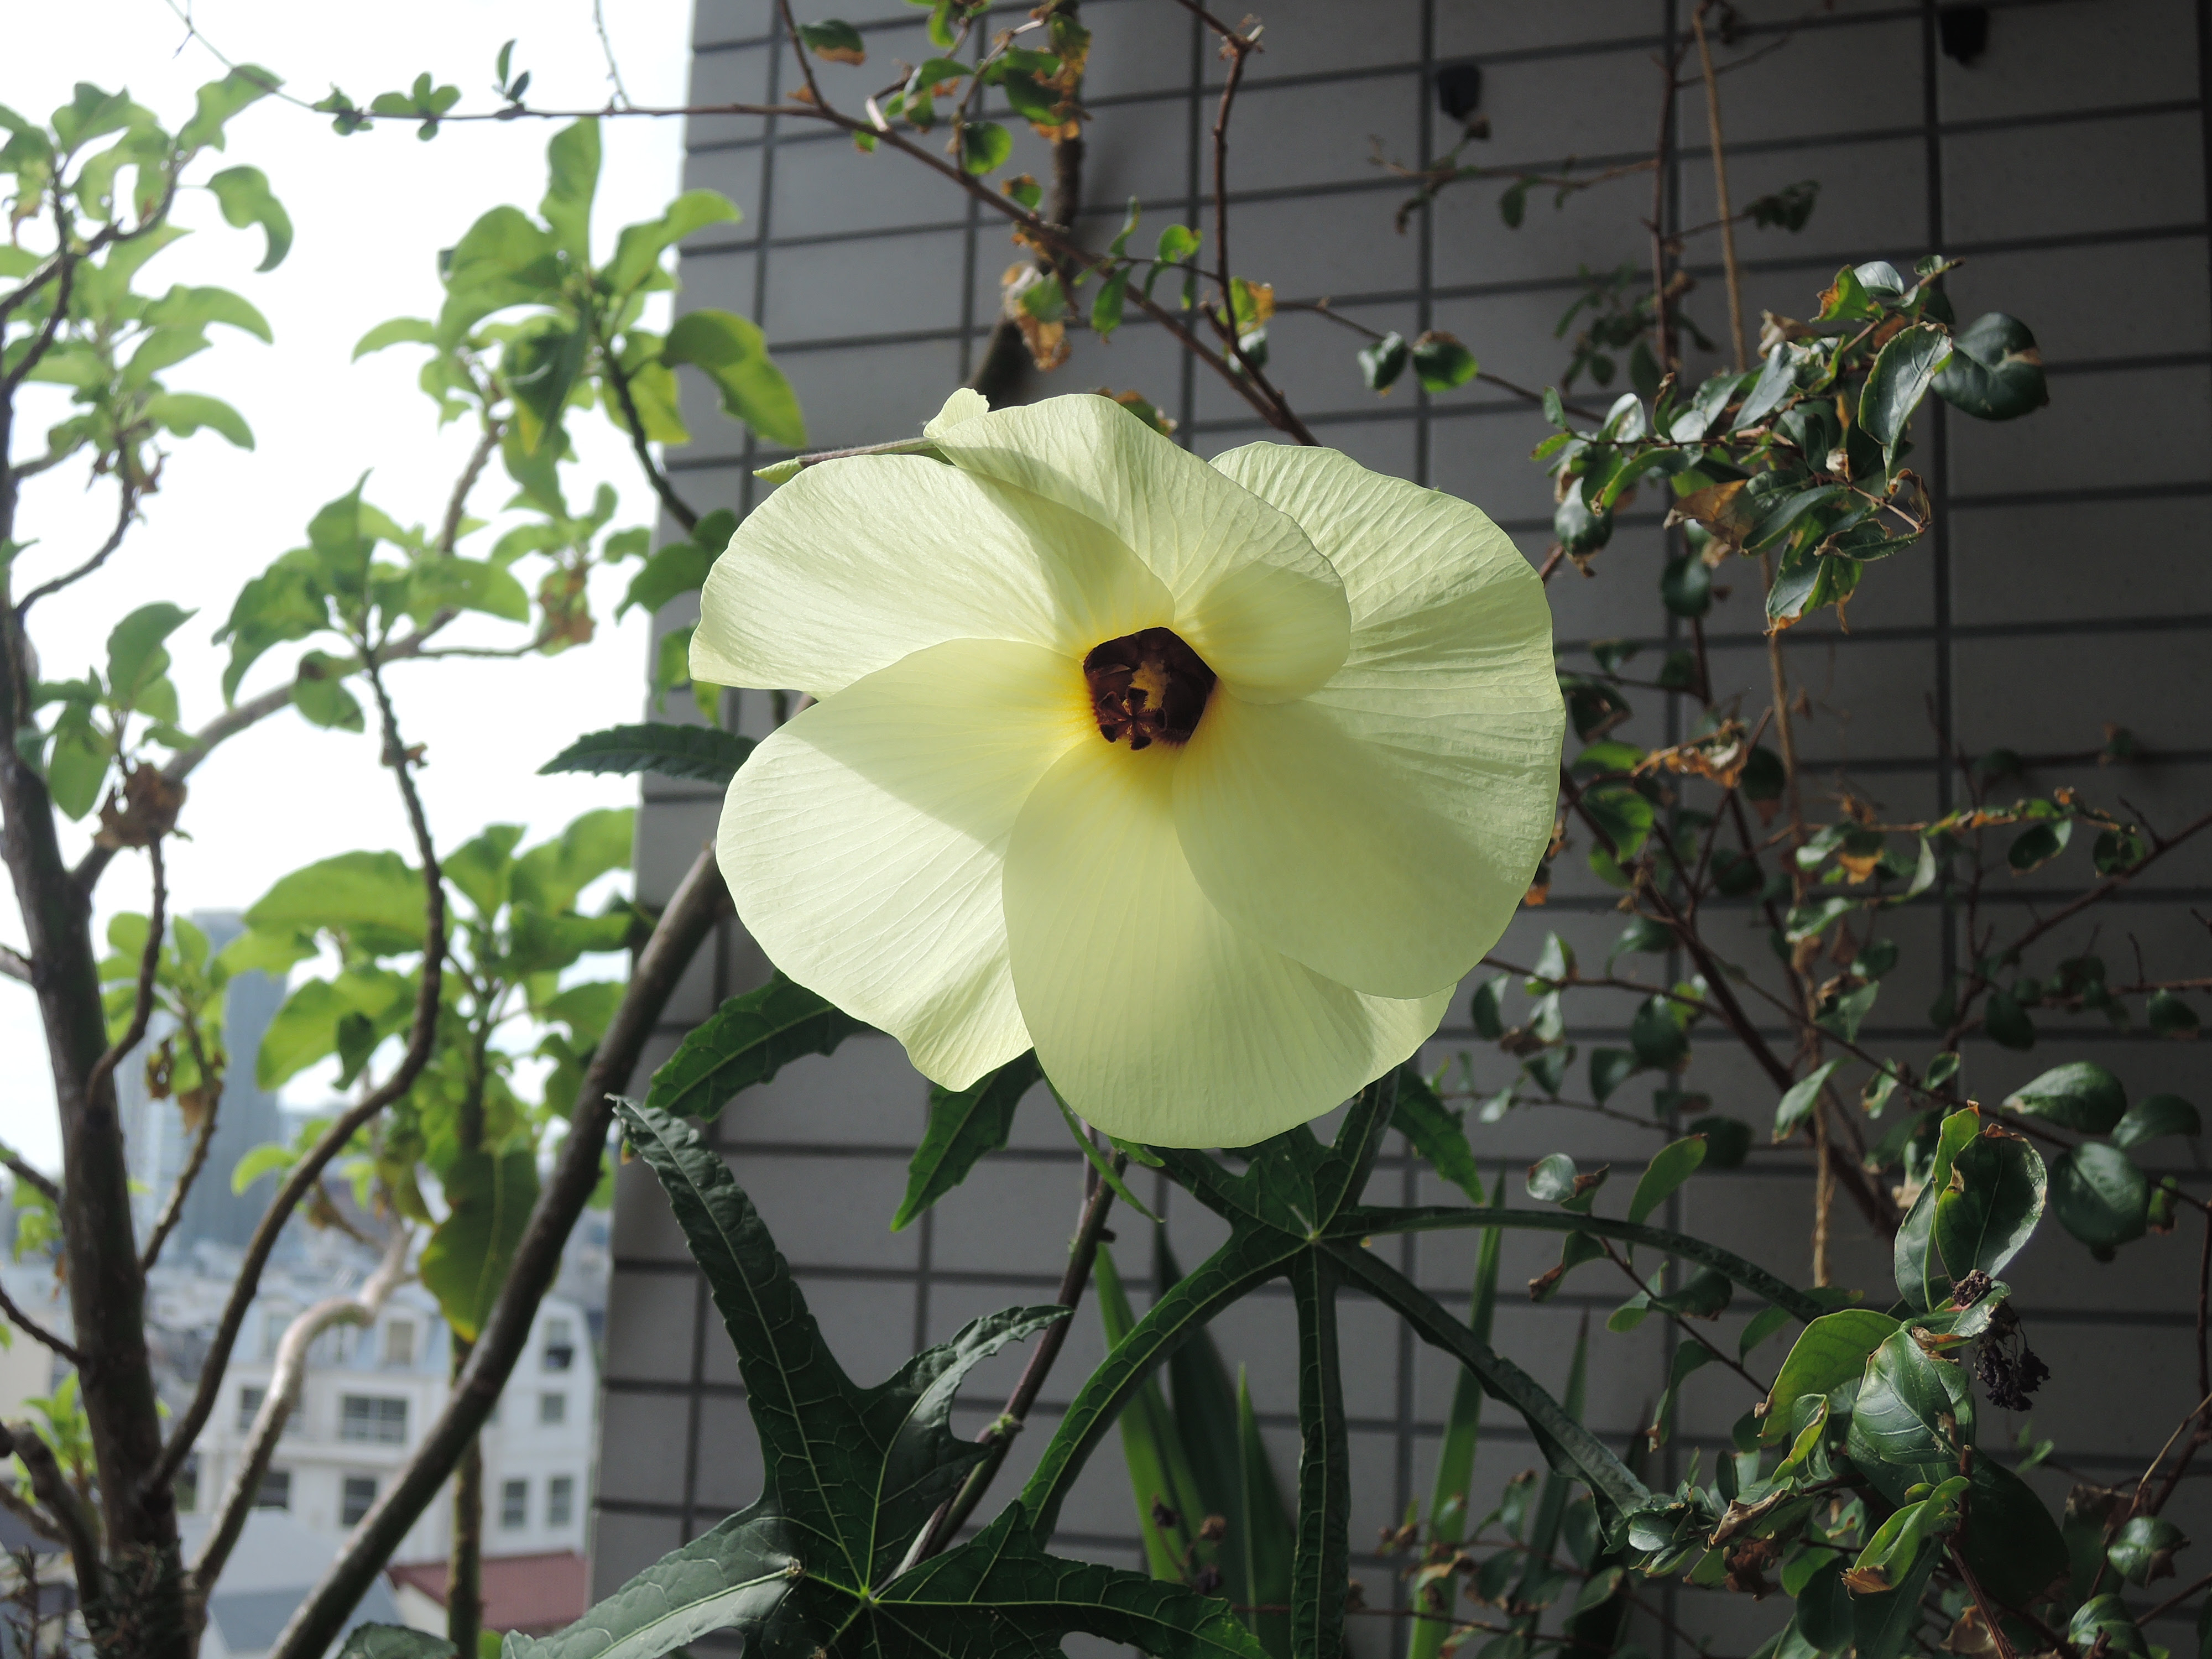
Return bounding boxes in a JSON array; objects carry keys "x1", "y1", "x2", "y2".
[
  {"x1": 540, "y1": 722, "x2": 755, "y2": 786},
  {"x1": 893, "y1": 1051, "x2": 1040, "y2": 1230},
  {"x1": 645, "y1": 973, "x2": 866, "y2": 1121}
]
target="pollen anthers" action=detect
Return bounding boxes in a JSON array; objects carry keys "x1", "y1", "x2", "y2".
[{"x1": 1083, "y1": 627, "x2": 1216, "y2": 750}]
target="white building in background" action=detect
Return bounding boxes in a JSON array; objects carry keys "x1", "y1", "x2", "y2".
[{"x1": 173, "y1": 1261, "x2": 599, "y2": 1569}]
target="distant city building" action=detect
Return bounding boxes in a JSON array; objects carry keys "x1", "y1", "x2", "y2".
[
  {"x1": 115, "y1": 909, "x2": 287, "y2": 1254},
  {"x1": 174, "y1": 1267, "x2": 599, "y2": 1571}
]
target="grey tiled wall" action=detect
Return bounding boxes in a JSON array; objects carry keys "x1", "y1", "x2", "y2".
[{"x1": 596, "y1": 2, "x2": 2212, "y2": 1653}]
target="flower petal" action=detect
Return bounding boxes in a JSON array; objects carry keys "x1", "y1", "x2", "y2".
[
  {"x1": 1173, "y1": 690, "x2": 1558, "y2": 999},
  {"x1": 1002, "y1": 738, "x2": 1450, "y2": 1146},
  {"x1": 1183, "y1": 441, "x2": 1565, "y2": 995},
  {"x1": 927, "y1": 395, "x2": 1350, "y2": 702},
  {"x1": 1208, "y1": 441, "x2": 1559, "y2": 706},
  {"x1": 693, "y1": 454, "x2": 1170, "y2": 698},
  {"x1": 717, "y1": 637, "x2": 1093, "y2": 1088}
]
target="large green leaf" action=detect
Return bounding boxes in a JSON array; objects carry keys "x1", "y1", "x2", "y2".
[
  {"x1": 2004, "y1": 1061, "x2": 2125, "y2": 1134},
  {"x1": 1892, "y1": 1108, "x2": 1982, "y2": 1311},
  {"x1": 1932, "y1": 312, "x2": 2048, "y2": 421},
  {"x1": 1287, "y1": 1252, "x2": 1348, "y2": 1659},
  {"x1": 1846, "y1": 1330, "x2": 1974, "y2": 1506},
  {"x1": 644, "y1": 973, "x2": 864, "y2": 1120},
  {"x1": 568, "y1": 1105, "x2": 1259, "y2": 1659},
  {"x1": 539, "y1": 722, "x2": 756, "y2": 786},
  {"x1": 2049, "y1": 1142, "x2": 2149, "y2": 1252},
  {"x1": 246, "y1": 850, "x2": 430, "y2": 947},
  {"x1": 1957, "y1": 1458, "x2": 2068, "y2": 1608},
  {"x1": 1390, "y1": 1065, "x2": 1484, "y2": 1203},
  {"x1": 662, "y1": 309, "x2": 807, "y2": 450},
  {"x1": 421, "y1": 1147, "x2": 540, "y2": 1342},
  {"x1": 602, "y1": 190, "x2": 742, "y2": 299},
  {"x1": 1237, "y1": 1371, "x2": 1295, "y2": 1659},
  {"x1": 1761, "y1": 1310, "x2": 1899, "y2": 1446},
  {"x1": 540, "y1": 119, "x2": 601, "y2": 262},
  {"x1": 1932, "y1": 1128, "x2": 2044, "y2": 1291},
  {"x1": 1412, "y1": 1168, "x2": 1505, "y2": 1659},
  {"x1": 1095, "y1": 1246, "x2": 1217, "y2": 1585},
  {"x1": 1858, "y1": 323, "x2": 1951, "y2": 471},
  {"x1": 893, "y1": 1052, "x2": 1040, "y2": 1231},
  {"x1": 614, "y1": 1100, "x2": 1066, "y2": 1589}
]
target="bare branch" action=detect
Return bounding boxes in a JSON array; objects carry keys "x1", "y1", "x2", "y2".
[
  {"x1": 774, "y1": 0, "x2": 828, "y2": 116},
  {"x1": 0, "y1": 1279, "x2": 80, "y2": 1366},
  {"x1": 268, "y1": 841, "x2": 732, "y2": 1659},
  {"x1": 0, "y1": 1469, "x2": 64, "y2": 1543},
  {"x1": 0, "y1": 1421, "x2": 101, "y2": 1610},
  {"x1": 139, "y1": 1015, "x2": 220, "y2": 1274},
  {"x1": 148, "y1": 667, "x2": 446, "y2": 1496},
  {"x1": 0, "y1": 1147, "x2": 57, "y2": 1206},
  {"x1": 190, "y1": 1225, "x2": 411, "y2": 1592},
  {"x1": 0, "y1": 943, "x2": 32, "y2": 983},
  {"x1": 14, "y1": 478, "x2": 139, "y2": 617},
  {"x1": 83, "y1": 839, "x2": 165, "y2": 1113},
  {"x1": 435, "y1": 422, "x2": 502, "y2": 557},
  {"x1": 595, "y1": 341, "x2": 699, "y2": 534}
]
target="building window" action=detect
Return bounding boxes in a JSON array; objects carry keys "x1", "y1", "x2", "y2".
[
  {"x1": 499, "y1": 1479, "x2": 528, "y2": 1530},
  {"x1": 237, "y1": 1386, "x2": 266, "y2": 1433},
  {"x1": 176, "y1": 1456, "x2": 200, "y2": 1515},
  {"x1": 341, "y1": 1475, "x2": 378, "y2": 1526},
  {"x1": 538, "y1": 1391, "x2": 566, "y2": 1426},
  {"x1": 340, "y1": 1395, "x2": 408, "y2": 1444},
  {"x1": 382, "y1": 1321, "x2": 416, "y2": 1368},
  {"x1": 541, "y1": 1318, "x2": 575, "y2": 1373},
  {"x1": 546, "y1": 1475, "x2": 575, "y2": 1527},
  {"x1": 255, "y1": 1469, "x2": 291, "y2": 1511}
]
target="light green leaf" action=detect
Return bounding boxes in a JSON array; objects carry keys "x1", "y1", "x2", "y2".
[
  {"x1": 207, "y1": 165, "x2": 293, "y2": 270},
  {"x1": 420, "y1": 1147, "x2": 540, "y2": 1342},
  {"x1": 662, "y1": 309, "x2": 807, "y2": 450}
]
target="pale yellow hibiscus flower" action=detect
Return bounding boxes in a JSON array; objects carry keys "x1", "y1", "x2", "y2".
[{"x1": 692, "y1": 390, "x2": 1563, "y2": 1147}]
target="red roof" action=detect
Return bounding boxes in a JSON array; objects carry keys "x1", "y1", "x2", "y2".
[{"x1": 387, "y1": 1552, "x2": 588, "y2": 1636}]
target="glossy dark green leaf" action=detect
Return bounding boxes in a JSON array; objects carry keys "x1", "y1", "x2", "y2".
[
  {"x1": 1410, "y1": 331, "x2": 1477, "y2": 392},
  {"x1": 1932, "y1": 1128, "x2": 2046, "y2": 1292},
  {"x1": 1847, "y1": 1329, "x2": 1973, "y2": 1506},
  {"x1": 959, "y1": 119, "x2": 1013, "y2": 175},
  {"x1": 1688, "y1": 1115, "x2": 1751, "y2": 1170},
  {"x1": 1762, "y1": 1310, "x2": 1898, "y2": 1446},
  {"x1": 613, "y1": 1099, "x2": 1067, "y2": 1591},
  {"x1": 1730, "y1": 345, "x2": 1794, "y2": 431},
  {"x1": 2151, "y1": 989, "x2": 2202, "y2": 1039},
  {"x1": 796, "y1": 19, "x2": 867, "y2": 62},
  {"x1": 1358, "y1": 331, "x2": 1407, "y2": 393},
  {"x1": 1772, "y1": 1060, "x2": 1841, "y2": 1142},
  {"x1": 540, "y1": 722, "x2": 755, "y2": 786},
  {"x1": 1390, "y1": 1066, "x2": 1484, "y2": 1203},
  {"x1": 2070, "y1": 1596, "x2": 2150, "y2": 1659},
  {"x1": 1588, "y1": 1047, "x2": 1638, "y2": 1105},
  {"x1": 1629, "y1": 995, "x2": 1687, "y2": 1069},
  {"x1": 1659, "y1": 551, "x2": 1712, "y2": 618},
  {"x1": 2107, "y1": 1515, "x2": 2186, "y2": 1586},
  {"x1": 1236, "y1": 1370, "x2": 1295, "y2": 1659},
  {"x1": 2113, "y1": 1093, "x2": 2201, "y2": 1149},
  {"x1": 1850, "y1": 1523, "x2": 1940, "y2": 1659},
  {"x1": 2005, "y1": 1063, "x2": 2126, "y2": 1133},
  {"x1": 1626, "y1": 1137, "x2": 1705, "y2": 1225},
  {"x1": 2049, "y1": 1142, "x2": 2149, "y2": 1252},
  {"x1": 893, "y1": 1051, "x2": 1040, "y2": 1230},
  {"x1": 644, "y1": 973, "x2": 864, "y2": 1120},
  {"x1": 1287, "y1": 1252, "x2": 1348, "y2": 1659},
  {"x1": 1858, "y1": 324, "x2": 1951, "y2": 466},
  {"x1": 1957, "y1": 1457, "x2": 2068, "y2": 1607},
  {"x1": 1983, "y1": 988, "x2": 2036, "y2": 1050},
  {"x1": 1932, "y1": 312, "x2": 2048, "y2": 422},
  {"x1": 1893, "y1": 1108, "x2": 1982, "y2": 1310}
]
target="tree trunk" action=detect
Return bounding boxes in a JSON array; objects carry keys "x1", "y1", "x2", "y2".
[
  {"x1": 0, "y1": 406, "x2": 185, "y2": 1659},
  {"x1": 446, "y1": 1334, "x2": 483, "y2": 1659}
]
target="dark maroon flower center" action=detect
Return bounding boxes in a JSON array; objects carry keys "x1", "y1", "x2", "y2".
[{"x1": 1083, "y1": 627, "x2": 1217, "y2": 750}]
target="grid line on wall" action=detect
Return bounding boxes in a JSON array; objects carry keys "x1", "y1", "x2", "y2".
[{"x1": 597, "y1": 4, "x2": 2212, "y2": 1650}]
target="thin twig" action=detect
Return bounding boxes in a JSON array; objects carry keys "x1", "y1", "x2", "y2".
[
  {"x1": 149, "y1": 664, "x2": 446, "y2": 1496},
  {"x1": 2138, "y1": 1569, "x2": 2212, "y2": 1630},
  {"x1": 190, "y1": 1225, "x2": 411, "y2": 1590},
  {"x1": 0, "y1": 1149, "x2": 57, "y2": 1206},
  {"x1": 905, "y1": 1156, "x2": 1121, "y2": 1567},
  {"x1": 1595, "y1": 1239, "x2": 1767, "y2": 1395},
  {"x1": 591, "y1": 0, "x2": 633, "y2": 108},
  {"x1": 0, "y1": 1422, "x2": 101, "y2": 1611},
  {"x1": 15, "y1": 479, "x2": 138, "y2": 616},
  {"x1": 1689, "y1": 2, "x2": 1748, "y2": 371},
  {"x1": 435, "y1": 422, "x2": 501, "y2": 556},
  {"x1": 83, "y1": 839, "x2": 166, "y2": 1114},
  {"x1": 138, "y1": 1015, "x2": 219, "y2": 1273},
  {"x1": 0, "y1": 1281, "x2": 79, "y2": 1365},
  {"x1": 0, "y1": 944, "x2": 31, "y2": 983}
]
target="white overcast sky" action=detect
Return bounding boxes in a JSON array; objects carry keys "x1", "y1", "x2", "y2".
[{"x1": 3, "y1": 1, "x2": 697, "y2": 1170}]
